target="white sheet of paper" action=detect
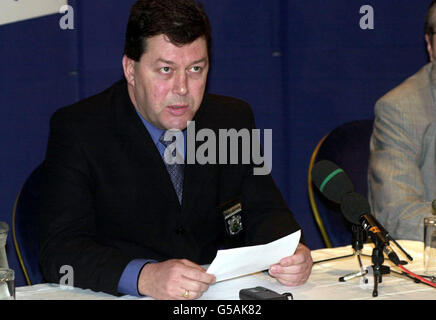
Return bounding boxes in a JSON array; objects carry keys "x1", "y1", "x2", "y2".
[{"x1": 207, "y1": 230, "x2": 301, "y2": 282}]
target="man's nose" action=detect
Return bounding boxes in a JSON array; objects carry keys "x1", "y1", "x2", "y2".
[{"x1": 173, "y1": 72, "x2": 188, "y2": 96}]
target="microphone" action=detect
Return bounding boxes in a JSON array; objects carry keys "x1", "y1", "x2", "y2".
[
  {"x1": 312, "y1": 160, "x2": 405, "y2": 265},
  {"x1": 311, "y1": 160, "x2": 369, "y2": 284},
  {"x1": 312, "y1": 160, "x2": 364, "y2": 248},
  {"x1": 340, "y1": 192, "x2": 401, "y2": 266},
  {"x1": 311, "y1": 160, "x2": 354, "y2": 204}
]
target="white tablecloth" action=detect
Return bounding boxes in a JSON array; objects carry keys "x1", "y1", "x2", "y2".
[{"x1": 16, "y1": 240, "x2": 436, "y2": 300}]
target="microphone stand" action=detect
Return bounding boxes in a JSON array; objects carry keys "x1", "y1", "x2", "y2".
[
  {"x1": 338, "y1": 224, "x2": 369, "y2": 284},
  {"x1": 314, "y1": 224, "x2": 418, "y2": 297},
  {"x1": 370, "y1": 234, "x2": 392, "y2": 297},
  {"x1": 370, "y1": 236, "x2": 417, "y2": 297},
  {"x1": 314, "y1": 225, "x2": 370, "y2": 284}
]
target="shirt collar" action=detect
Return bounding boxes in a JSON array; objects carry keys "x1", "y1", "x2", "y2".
[
  {"x1": 134, "y1": 109, "x2": 165, "y2": 146},
  {"x1": 134, "y1": 109, "x2": 187, "y2": 158}
]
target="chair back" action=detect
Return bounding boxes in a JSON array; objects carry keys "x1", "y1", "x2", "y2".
[
  {"x1": 308, "y1": 119, "x2": 374, "y2": 247},
  {"x1": 12, "y1": 163, "x2": 44, "y2": 285}
]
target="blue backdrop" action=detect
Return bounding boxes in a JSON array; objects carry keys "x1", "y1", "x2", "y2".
[{"x1": 0, "y1": 0, "x2": 430, "y2": 286}]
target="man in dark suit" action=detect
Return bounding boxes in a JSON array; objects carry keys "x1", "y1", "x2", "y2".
[{"x1": 39, "y1": 0, "x2": 312, "y2": 300}]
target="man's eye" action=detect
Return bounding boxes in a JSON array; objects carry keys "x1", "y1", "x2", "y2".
[
  {"x1": 160, "y1": 67, "x2": 171, "y2": 74},
  {"x1": 190, "y1": 66, "x2": 202, "y2": 73}
]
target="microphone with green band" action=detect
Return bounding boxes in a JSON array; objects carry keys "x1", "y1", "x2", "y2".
[{"x1": 312, "y1": 160, "x2": 354, "y2": 204}]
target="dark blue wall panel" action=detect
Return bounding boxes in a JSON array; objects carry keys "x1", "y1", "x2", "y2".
[
  {"x1": 0, "y1": 0, "x2": 431, "y2": 287},
  {"x1": 0, "y1": 12, "x2": 79, "y2": 286}
]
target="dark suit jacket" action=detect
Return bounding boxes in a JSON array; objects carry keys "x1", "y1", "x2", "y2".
[{"x1": 39, "y1": 79, "x2": 302, "y2": 296}]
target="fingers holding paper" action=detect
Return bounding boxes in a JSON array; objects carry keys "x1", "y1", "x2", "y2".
[
  {"x1": 268, "y1": 243, "x2": 313, "y2": 286},
  {"x1": 137, "y1": 259, "x2": 216, "y2": 300}
]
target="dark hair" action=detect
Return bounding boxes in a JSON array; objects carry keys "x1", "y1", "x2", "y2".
[
  {"x1": 425, "y1": 0, "x2": 436, "y2": 36},
  {"x1": 124, "y1": 0, "x2": 212, "y2": 61}
]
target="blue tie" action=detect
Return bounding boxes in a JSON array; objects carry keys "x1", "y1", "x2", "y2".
[{"x1": 159, "y1": 133, "x2": 184, "y2": 204}]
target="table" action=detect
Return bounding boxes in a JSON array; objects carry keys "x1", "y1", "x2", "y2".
[{"x1": 15, "y1": 240, "x2": 436, "y2": 300}]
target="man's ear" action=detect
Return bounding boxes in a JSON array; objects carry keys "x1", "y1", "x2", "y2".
[
  {"x1": 425, "y1": 34, "x2": 434, "y2": 62},
  {"x1": 122, "y1": 55, "x2": 136, "y2": 86}
]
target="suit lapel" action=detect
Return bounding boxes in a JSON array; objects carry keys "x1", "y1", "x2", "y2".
[
  {"x1": 181, "y1": 97, "x2": 219, "y2": 218},
  {"x1": 112, "y1": 81, "x2": 180, "y2": 206},
  {"x1": 430, "y1": 62, "x2": 436, "y2": 111}
]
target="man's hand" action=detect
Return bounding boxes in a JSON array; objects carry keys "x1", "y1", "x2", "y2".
[
  {"x1": 268, "y1": 243, "x2": 313, "y2": 286},
  {"x1": 137, "y1": 259, "x2": 216, "y2": 300}
]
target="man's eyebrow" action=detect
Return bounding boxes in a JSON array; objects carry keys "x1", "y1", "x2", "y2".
[
  {"x1": 156, "y1": 58, "x2": 175, "y2": 65},
  {"x1": 155, "y1": 57, "x2": 208, "y2": 65},
  {"x1": 190, "y1": 58, "x2": 208, "y2": 65}
]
